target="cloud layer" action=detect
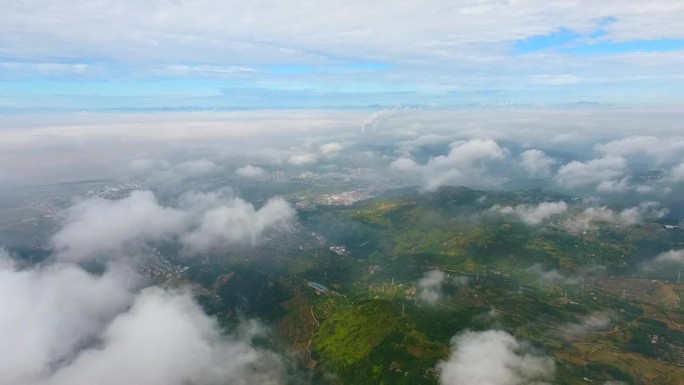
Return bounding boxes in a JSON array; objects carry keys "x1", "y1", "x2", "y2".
[
  {"x1": 2, "y1": 1, "x2": 684, "y2": 110},
  {"x1": 3, "y1": 108, "x2": 684, "y2": 202}
]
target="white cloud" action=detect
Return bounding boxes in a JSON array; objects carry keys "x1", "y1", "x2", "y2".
[
  {"x1": 235, "y1": 165, "x2": 266, "y2": 179},
  {"x1": 51, "y1": 189, "x2": 296, "y2": 261},
  {"x1": 390, "y1": 157, "x2": 420, "y2": 172},
  {"x1": 0, "y1": 62, "x2": 99, "y2": 78},
  {"x1": 174, "y1": 159, "x2": 221, "y2": 176},
  {"x1": 438, "y1": 330, "x2": 555, "y2": 385},
  {"x1": 392, "y1": 139, "x2": 508, "y2": 191},
  {"x1": 0, "y1": 248, "x2": 15, "y2": 268},
  {"x1": 556, "y1": 136, "x2": 684, "y2": 194},
  {"x1": 0, "y1": 258, "x2": 288, "y2": 385},
  {"x1": 596, "y1": 136, "x2": 684, "y2": 164},
  {"x1": 397, "y1": 134, "x2": 451, "y2": 156},
  {"x1": 560, "y1": 201, "x2": 667, "y2": 235},
  {"x1": 520, "y1": 149, "x2": 558, "y2": 178},
  {"x1": 288, "y1": 153, "x2": 316, "y2": 166},
  {"x1": 146, "y1": 159, "x2": 222, "y2": 185},
  {"x1": 560, "y1": 312, "x2": 613, "y2": 340},
  {"x1": 362, "y1": 108, "x2": 400, "y2": 134},
  {"x1": 418, "y1": 269, "x2": 445, "y2": 305},
  {"x1": 525, "y1": 264, "x2": 581, "y2": 286},
  {"x1": 0, "y1": 261, "x2": 137, "y2": 385},
  {"x1": 129, "y1": 158, "x2": 168, "y2": 175},
  {"x1": 580, "y1": 201, "x2": 667, "y2": 226},
  {"x1": 181, "y1": 196, "x2": 295, "y2": 253},
  {"x1": 51, "y1": 191, "x2": 187, "y2": 261},
  {"x1": 43, "y1": 288, "x2": 286, "y2": 385},
  {"x1": 614, "y1": 201, "x2": 668, "y2": 224},
  {"x1": 320, "y1": 142, "x2": 343, "y2": 157},
  {"x1": 556, "y1": 156, "x2": 630, "y2": 192},
  {"x1": 162, "y1": 64, "x2": 254, "y2": 77},
  {"x1": 492, "y1": 201, "x2": 568, "y2": 225},
  {"x1": 443, "y1": 139, "x2": 508, "y2": 165},
  {"x1": 667, "y1": 162, "x2": 684, "y2": 183},
  {"x1": 642, "y1": 249, "x2": 684, "y2": 271},
  {"x1": 532, "y1": 74, "x2": 582, "y2": 85}
]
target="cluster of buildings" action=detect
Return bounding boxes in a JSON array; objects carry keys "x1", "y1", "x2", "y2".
[
  {"x1": 39, "y1": 201, "x2": 58, "y2": 219},
  {"x1": 269, "y1": 169, "x2": 335, "y2": 181},
  {"x1": 295, "y1": 190, "x2": 371, "y2": 210},
  {"x1": 265, "y1": 166, "x2": 384, "y2": 184},
  {"x1": 312, "y1": 190, "x2": 370, "y2": 206},
  {"x1": 329, "y1": 245, "x2": 348, "y2": 256},
  {"x1": 86, "y1": 182, "x2": 144, "y2": 199},
  {"x1": 139, "y1": 248, "x2": 188, "y2": 279},
  {"x1": 306, "y1": 281, "x2": 344, "y2": 297},
  {"x1": 307, "y1": 281, "x2": 329, "y2": 294},
  {"x1": 270, "y1": 170, "x2": 286, "y2": 182}
]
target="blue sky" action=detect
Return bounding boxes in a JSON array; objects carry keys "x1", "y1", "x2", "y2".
[
  {"x1": 514, "y1": 17, "x2": 684, "y2": 55},
  {"x1": 1, "y1": 1, "x2": 684, "y2": 111}
]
